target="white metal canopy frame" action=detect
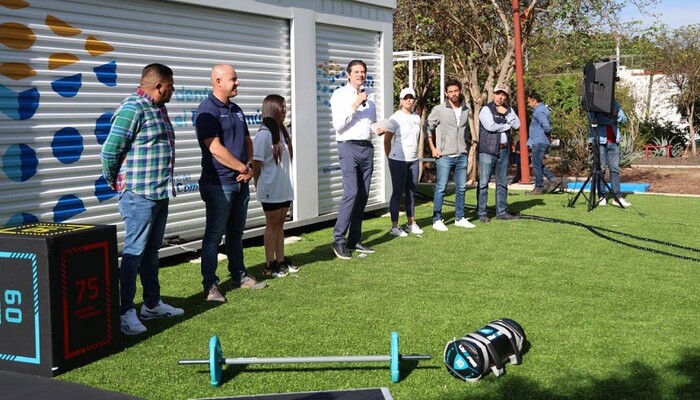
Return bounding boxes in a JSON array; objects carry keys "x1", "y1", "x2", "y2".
[{"x1": 392, "y1": 50, "x2": 445, "y2": 101}]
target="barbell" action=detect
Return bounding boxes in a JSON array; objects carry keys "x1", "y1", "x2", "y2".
[{"x1": 179, "y1": 331, "x2": 431, "y2": 387}]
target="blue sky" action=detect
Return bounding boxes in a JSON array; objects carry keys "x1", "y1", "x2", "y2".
[{"x1": 622, "y1": 0, "x2": 700, "y2": 29}]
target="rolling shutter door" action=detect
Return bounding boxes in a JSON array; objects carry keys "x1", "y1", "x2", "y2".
[
  {"x1": 315, "y1": 24, "x2": 384, "y2": 215},
  {"x1": 0, "y1": 0, "x2": 290, "y2": 246}
]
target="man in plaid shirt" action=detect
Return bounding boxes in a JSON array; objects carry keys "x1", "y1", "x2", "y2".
[{"x1": 101, "y1": 63, "x2": 184, "y2": 335}]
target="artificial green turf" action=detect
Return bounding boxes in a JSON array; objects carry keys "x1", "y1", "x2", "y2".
[{"x1": 59, "y1": 189, "x2": 700, "y2": 399}]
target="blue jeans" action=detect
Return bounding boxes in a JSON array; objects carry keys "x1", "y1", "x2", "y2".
[
  {"x1": 118, "y1": 190, "x2": 169, "y2": 314},
  {"x1": 598, "y1": 143, "x2": 621, "y2": 196},
  {"x1": 433, "y1": 154, "x2": 467, "y2": 222},
  {"x1": 199, "y1": 182, "x2": 250, "y2": 291},
  {"x1": 531, "y1": 144, "x2": 555, "y2": 189},
  {"x1": 333, "y1": 141, "x2": 374, "y2": 246},
  {"x1": 477, "y1": 148, "x2": 509, "y2": 217},
  {"x1": 388, "y1": 158, "x2": 419, "y2": 222}
]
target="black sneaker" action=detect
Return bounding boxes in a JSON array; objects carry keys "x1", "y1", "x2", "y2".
[
  {"x1": 348, "y1": 242, "x2": 375, "y2": 253},
  {"x1": 263, "y1": 260, "x2": 288, "y2": 278},
  {"x1": 283, "y1": 256, "x2": 300, "y2": 273},
  {"x1": 479, "y1": 215, "x2": 490, "y2": 223},
  {"x1": 496, "y1": 213, "x2": 520, "y2": 220},
  {"x1": 332, "y1": 243, "x2": 352, "y2": 260}
]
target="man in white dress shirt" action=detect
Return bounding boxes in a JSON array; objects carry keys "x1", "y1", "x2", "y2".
[{"x1": 329, "y1": 59, "x2": 385, "y2": 259}]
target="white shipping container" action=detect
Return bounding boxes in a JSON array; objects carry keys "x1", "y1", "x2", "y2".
[{"x1": 0, "y1": 0, "x2": 395, "y2": 256}]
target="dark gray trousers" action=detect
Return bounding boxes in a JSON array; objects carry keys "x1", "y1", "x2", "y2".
[{"x1": 333, "y1": 141, "x2": 374, "y2": 246}]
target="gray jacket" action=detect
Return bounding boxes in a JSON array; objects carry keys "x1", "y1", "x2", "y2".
[{"x1": 426, "y1": 102, "x2": 470, "y2": 156}]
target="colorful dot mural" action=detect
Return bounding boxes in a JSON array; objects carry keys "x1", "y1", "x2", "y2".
[
  {"x1": 316, "y1": 60, "x2": 375, "y2": 107},
  {"x1": 0, "y1": 1, "x2": 118, "y2": 226}
]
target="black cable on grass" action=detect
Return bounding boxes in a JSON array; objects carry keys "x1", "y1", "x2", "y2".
[{"x1": 415, "y1": 188, "x2": 700, "y2": 263}]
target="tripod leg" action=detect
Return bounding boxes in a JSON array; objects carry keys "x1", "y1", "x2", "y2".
[
  {"x1": 568, "y1": 174, "x2": 592, "y2": 207},
  {"x1": 588, "y1": 170, "x2": 599, "y2": 211}
]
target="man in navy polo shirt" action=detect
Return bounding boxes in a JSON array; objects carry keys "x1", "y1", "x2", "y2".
[{"x1": 195, "y1": 64, "x2": 266, "y2": 303}]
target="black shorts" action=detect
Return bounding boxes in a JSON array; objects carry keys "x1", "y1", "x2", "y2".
[{"x1": 261, "y1": 201, "x2": 292, "y2": 212}]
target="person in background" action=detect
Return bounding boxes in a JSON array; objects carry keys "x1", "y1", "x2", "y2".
[
  {"x1": 588, "y1": 99, "x2": 631, "y2": 207},
  {"x1": 101, "y1": 63, "x2": 184, "y2": 335},
  {"x1": 426, "y1": 79, "x2": 474, "y2": 231},
  {"x1": 385, "y1": 87, "x2": 423, "y2": 237},
  {"x1": 252, "y1": 95, "x2": 299, "y2": 277},
  {"x1": 477, "y1": 83, "x2": 521, "y2": 222},
  {"x1": 525, "y1": 91, "x2": 560, "y2": 195},
  {"x1": 329, "y1": 59, "x2": 385, "y2": 259},
  {"x1": 195, "y1": 64, "x2": 267, "y2": 303}
]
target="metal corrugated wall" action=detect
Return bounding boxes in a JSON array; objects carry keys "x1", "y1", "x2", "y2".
[
  {"x1": 0, "y1": 0, "x2": 290, "y2": 246},
  {"x1": 315, "y1": 24, "x2": 384, "y2": 215}
]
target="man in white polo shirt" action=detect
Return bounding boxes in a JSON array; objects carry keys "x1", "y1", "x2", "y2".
[{"x1": 329, "y1": 59, "x2": 385, "y2": 260}]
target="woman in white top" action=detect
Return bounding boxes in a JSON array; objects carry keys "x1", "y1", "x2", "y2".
[
  {"x1": 384, "y1": 88, "x2": 424, "y2": 237},
  {"x1": 252, "y1": 95, "x2": 298, "y2": 277}
]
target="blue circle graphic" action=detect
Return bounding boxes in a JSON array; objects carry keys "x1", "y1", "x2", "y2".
[
  {"x1": 94, "y1": 112, "x2": 113, "y2": 145},
  {"x1": 52, "y1": 127, "x2": 84, "y2": 164},
  {"x1": 51, "y1": 73, "x2": 82, "y2": 98},
  {"x1": 53, "y1": 195, "x2": 85, "y2": 223},
  {"x1": 94, "y1": 61, "x2": 118, "y2": 87},
  {"x1": 2, "y1": 143, "x2": 38, "y2": 182},
  {"x1": 5, "y1": 212, "x2": 39, "y2": 228},
  {"x1": 94, "y1": 175, "x2": 117, "y2": 203}
]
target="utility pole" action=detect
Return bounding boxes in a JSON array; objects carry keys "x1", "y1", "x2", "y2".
[{"x1": 512, "y1": 0, "x2": 531, "y2": 183}]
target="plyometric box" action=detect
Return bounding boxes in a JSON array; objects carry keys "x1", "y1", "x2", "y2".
[{"x1": 0, "y1": 223, "x2": 120, "y2": 376}]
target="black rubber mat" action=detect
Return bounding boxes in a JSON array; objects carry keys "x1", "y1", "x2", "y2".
[
  {"x1": 0, "y1": 370, "x2": 144, "y2": 400},
  {"x1": 194, "y1": 387, "x2": 393, "y2": 400}
]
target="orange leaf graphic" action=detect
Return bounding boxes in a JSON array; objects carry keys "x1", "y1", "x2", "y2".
[
  {"x1": 0, "y1": 22, "x2": 36, "y2": 50},
  {"x1": 0, "y1": 0, "x2": 30, "y2": 10},
  {"x1": 85, "y1": 35, "x2": 114, "y2": 57},
  {"x1": 46, "y1": 15, "x2": 81, "y2": 37},
  {"x1": 0, "y1": 62, "x2": 35, "y2": 80},
  {"x1": 48, "y1": 52, "x2": 80, "y2": 69}
]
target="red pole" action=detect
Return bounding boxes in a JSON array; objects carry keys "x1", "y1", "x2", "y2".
[{"x1": 512, "y1": 0, "x2": 531, "y2": 184}]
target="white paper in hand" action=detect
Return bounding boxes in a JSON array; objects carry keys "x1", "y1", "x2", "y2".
[{"x1": 370, "y1": 119, "x2": 397, "y2": 136}]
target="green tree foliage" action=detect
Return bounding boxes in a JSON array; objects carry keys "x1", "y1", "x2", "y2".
[
  {"x1": 393, "y1": 0, "x2": 658, "y2": 179},
  {"x1": 646, "y1": 24, "x2": 700, "y2": 156}
]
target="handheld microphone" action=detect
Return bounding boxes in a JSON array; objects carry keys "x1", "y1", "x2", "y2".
[{"x1": 360, "y1": 86, "x2": 367, "y2": 107}]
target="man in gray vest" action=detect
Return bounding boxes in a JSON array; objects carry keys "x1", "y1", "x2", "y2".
[
  {"x1": 477, "y1": 83, "x2": 521, "y2": 222},
  {"x1": 426, "y1": 79, "x2": 474, "y2": 231}
]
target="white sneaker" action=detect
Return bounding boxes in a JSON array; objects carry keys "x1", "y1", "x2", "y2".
[
  {"x1": 432, "y1": 219, "x2": 448, "y2": 231},
  {"x1": 616, "y1": 197, "x2": 632, "y2": 207},
  {"x1": 140, "y1": 300, "x2": 184, "y2": 320},
  {"x1": 120, "y1": 309, "x2": 147, "y2": 335},
  {"x1": 407, "y1": 222, "x2": 424, "y2": 235},
  {"x1": 454, "y1": 218, "x2": 476, "y2": 229},
  {"x1": 598, "y1": 197, "x2": 607, "y2": 206},
  {"x1": 390, "y1": 226, "x2": 408, "y2": 237}
]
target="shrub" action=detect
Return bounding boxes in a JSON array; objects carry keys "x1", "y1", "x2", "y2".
[
  {"x1": 620, "y1": 133, "x2": 642, "y2": 167},
  {"x1": 650, "y1": 137, "x2": 683, "y2": 157}
]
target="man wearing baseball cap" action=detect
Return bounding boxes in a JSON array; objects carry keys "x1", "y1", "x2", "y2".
[{"x1": 477, "y1": 83, "x2": 521, "y2": 222}]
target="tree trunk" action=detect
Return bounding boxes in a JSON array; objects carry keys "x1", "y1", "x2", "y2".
[
  {"x1": 645, "y1": 73, "x2": 654, "y2": 121},
  {"x1": 689, "y1": 103, "x2": 697, "y2": 156}
]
